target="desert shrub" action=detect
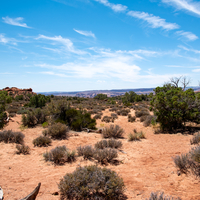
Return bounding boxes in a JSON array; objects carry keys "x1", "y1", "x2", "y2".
[
  {"x1": 93, "y1": 113, "x2": 102, "y2": 119},
  {"x1": 173, "y1": 154, "x2": 189, "y2": 173},
  {"x1": 101, "y1": 116, "x2": 112, "y2": 123},
  {"x1": 43, "y1": 145, "x2": 75, "y2": 164},
  {"x1": 111, "y1": 113, "x2": 118, "y2": 119},
  {"x1": 95, "y1": 139, "x2": 122, "y2": 149},
  {"x1": 59, "y1": 165, "x2": 125, "y2": 200},
  {"x1": 147, "y1": 192, "x2": 181, "y2": 200},
  {"x1": 93, "y1": 148, "x2": 118, "y2": 164},
  {"x1": 128, "y1": 114, "x2": 136, "y2": 123},
  {"x1": 33, "y1": 136, "x2": 52, "y2": 147},
  {"x1": 135, "y1": 109, "x2": 150, "y2": 118},
  {"x1": 143, "y1": 115, "x2": 156, "y2": 127},
  {"x1": 22, "y1": 108, "x2": 47, "y2": 127},
  {"x1": 16, "y1": 144, "x2": 30, "y2": 155},
  {"x1": 42, "y1": 121, "x2": 48, "y2": 128},
  {"x1": 77, "y1": 145, "x2": 94, "y2": 159},
  {"x1": 189, "y1": 146, "x2": 200, "y2": 163},
  {"x1": 140, "y1": 115, "x2": 148, "y2": 122},
  {"x1": 109, "y1": 107, "x2": 118, "y2": 112},
  {"x1": 102, "y1": 125, "x2": 124, "y2": 138},
  {"x1": 128, "y1": 131, "x2": 146, "y2": 141},
  {"x1": 121, "y1": 109, "x2": 130, "y2": 116},
  {"x1": 0, "y1": 130, "x2": 24, "y2": 144},
  {"x1": 190, "y1": 132, "x2": 200, "y2": 145},
  {"x1": 44, "y1": 123, "x2": 69, "y2": 139}
]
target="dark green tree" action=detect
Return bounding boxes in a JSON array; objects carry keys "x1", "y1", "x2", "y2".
[{"x1": 151, "y1": 84, "x2": 200, "y2": 131}]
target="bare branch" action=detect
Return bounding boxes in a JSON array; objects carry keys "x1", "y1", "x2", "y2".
[
  {"x1": 170, "y1": 76, "x2": 182, "y2": 88},
  {"x1": 181, "y1": 76, "x2": 191, "y2": 91}
]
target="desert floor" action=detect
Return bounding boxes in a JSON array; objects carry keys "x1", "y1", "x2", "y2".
[{"x1": 0, "y1": 110, "x2": 200, "y2": 200}]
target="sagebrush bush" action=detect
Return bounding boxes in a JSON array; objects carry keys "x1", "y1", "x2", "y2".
[
  {"x1": 143, "y1": 115, "x2": 156, "y2": 127},
  {"x1": 128, "y1": 114, "x2": 136, "y2": 123},
  {"x1": 33, "y1": 136, "x2": 52, "y2": 147},
  {"x1": 93, "y1": 113, "x2": 102, "y2": 119},
  {"x1": 95, "y1": 139, "x2": 122, "y2": 149},
  {"x1": 43, "y1": 145, "x2": 75, "y2": 165},
  {"x1": 173, "y1": 154, "x2": 189, "y2": 173},
  {"x1": 93, "y1": 148, "x2": 118, "y2": 164},
  {"x1": 147, "y1": 192, "x2": 181, "y2": 200},
  {"x1": 77, "y1": 145, "x2": 94, "y2": 159},
  {"x1": 190, "y1": 132, "x2": 200, "y2": 145},
  {"x1": 44, "y1": 123, "x2": 69, "y2": 139},
  {"x1": 128, "y1": 131, "x2": 146, "y2": 141},
  {"x1": 16, "y1": 144, "x2": 30, "y2": 155},
  {"x1": 102, "y1": 125, "x2": 124, "y2": 138},
  {"x1": 59, "y1": 165, "x2": 125, "y2": 200},
  {"x1": 135, "y1": 109, "x2": 150, "y2": 118},
  {"x1": 190, "y1": 146, "x2": 200, "y2": 163},
  {"x1": 111, "y1": 113, "x2": 118, "y2": 119},
  {"x1": 0, "y1": 130, "x2": 24, "y2": 144},
  {"x1": 101, "y1": 116, "x2": 112, "y2": 123}
]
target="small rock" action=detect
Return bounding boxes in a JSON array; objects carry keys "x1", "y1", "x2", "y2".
[{"x1": 52, "y1": 191, "x2": 59, "y2": 195}]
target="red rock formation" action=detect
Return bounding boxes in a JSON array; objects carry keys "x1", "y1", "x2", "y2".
[{"x1": 1, "y1": 87, "x2": 36, "y2": 98}]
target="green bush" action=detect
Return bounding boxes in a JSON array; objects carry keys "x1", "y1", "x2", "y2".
[
  {"x1": 29, "y1": 94, "x2": 51, "y2": 108},
  {"x1": 44, "y1": 123, "x2": 69, "y2": 139},
  {"x1": 151, "y1": 85, "x2": 200, "y2": 131},
  {"x1": 48, "y1": 101, "x2": 96, "y2": 131},
  {"x1": 16, "y1": 144, "x2": 30, "y2": 155},
  {"x1": 102, "y1": 125, "x2": 124, "y2": 138},
  {"x1": 43, "y1": 145, "x2": 75, "y2": 165},
  {"x1": 58, "y1": 165, "x2": 125, "y2": 200},
  {"x1": 33, "y1": 136, "x2": 52, "y2": 147},
  {"x1": 0, "y1": 130, "x2": 24, "y2": 144}
]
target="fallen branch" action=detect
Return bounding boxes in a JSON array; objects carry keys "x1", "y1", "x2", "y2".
[{"x1": 20, "y1": 183, "x2": 41, "y2": 200}]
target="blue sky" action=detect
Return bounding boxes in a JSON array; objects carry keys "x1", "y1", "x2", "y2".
[{"x1": 1, "y1": 0, "x2": 200, "y2": 92}]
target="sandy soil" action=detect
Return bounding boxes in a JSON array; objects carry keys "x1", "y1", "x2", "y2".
[{"x1": 0, "y1": 110, "x2": 199, "y2": 200}]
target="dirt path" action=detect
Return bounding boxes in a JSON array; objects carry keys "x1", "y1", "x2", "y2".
[{"x1": 0, "y1": 113, "x2": 199, "y2": 199}]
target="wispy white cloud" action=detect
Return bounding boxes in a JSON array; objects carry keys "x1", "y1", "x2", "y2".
[
  {"x1": 35, "y1": 47, "x2": 178, "y2": 87},
  {"x1": 176, "y1": 30, "x2": 198, "y2": 41},
  {"x1": 36, "y1": 34, "x2": 86, "y2": 55},
  {"x1": 95, "y1": 0, "x2": 127, "y2": 12},
  {"x1": 179, "y1": 45, "x2": 200, "y2": 53},
  {"x1": 162, "y1": 0, "x2": 200, "y2": 17},
  {"x1": 0, "y1": 34, "x2": 17, "y2": 45},
  {"x1": 127, "y1": 11, "x2": 179, "y2": 30},
  {"x1": 40, "y1": 71, "x2": 69, "y2": 77},
  {"x1": 74, "y1": 29, "x2": 96, "y2": 38},
  {"x1": 2, "y1": 16, "x2": 31, "y2": 28}
]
